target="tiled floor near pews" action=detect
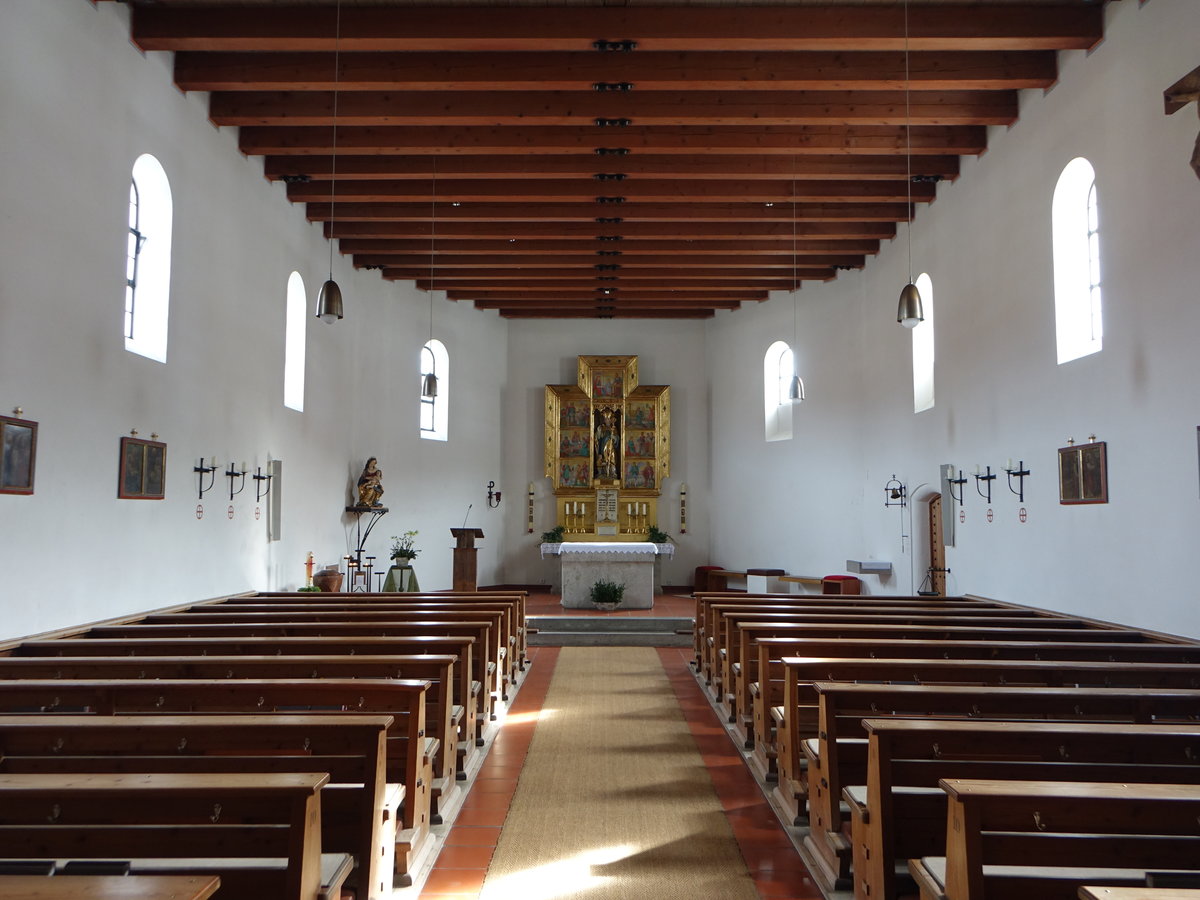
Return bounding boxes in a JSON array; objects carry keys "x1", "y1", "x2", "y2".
[{"x1": 417, "y1": 593, "x2": 820, "y2": 899}]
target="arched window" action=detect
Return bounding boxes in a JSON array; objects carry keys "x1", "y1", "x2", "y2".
[
  {"x1": 912, "y1": 272, "x2": 935, "y2": 413},
  {"x1": 1053, "y1": 157, "x2": 1103, "y2": 364},
  {"x1": 420, "y1": 338, "x2": 449, "y2": 441},
  {"x1": 283, "y1": 272, "x2": 306, "y2": 411},
  {"x1": 763, "y1": 340, "x2": 793, "y2": 442},
  {"x1": 124, "y1": 154, "x2": 172, "y2": 362}
]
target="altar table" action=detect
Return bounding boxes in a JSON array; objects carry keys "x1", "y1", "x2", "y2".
[{"x1": 559, "y1": 542, "x2": 659, "y2": 609}]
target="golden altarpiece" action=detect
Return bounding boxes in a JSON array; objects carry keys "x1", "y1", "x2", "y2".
[{"x1": 544, "y1": 355, "x2": 670, "y2": 540}]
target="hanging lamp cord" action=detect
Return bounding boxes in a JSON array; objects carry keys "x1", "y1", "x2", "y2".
[
  {"x1": 328, "y1": 0, "x2": 341, "y2": 279},
  {"x1": 904, "y1": 0, "x2": 913, "y2": 285},
  {"x1": 429, "y1": 159, "x2": 437, "y2": 342}
]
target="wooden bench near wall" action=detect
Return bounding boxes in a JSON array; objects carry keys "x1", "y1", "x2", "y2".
[
  {"x1": 0, "y1": 772, "x2": 333, "y2": 900},
  {"x1": 0, "y1": 875, "x2": 221, "y2": 900},
  {"x1": 849, "y1": 719, "x2": 1200, "y2": 900},
  {"x1": 910, "y1": 779, "x2": 1200, "y2": 900},
  {"x1": 0, "y1": 714, "x2": 394, "y2": 900},
  {"x1": 803, "y1": 682, "x2": 1200, "y2": 895},
  {"x1": 0, "y1": 678, "x2": 433, "y2": 887}
]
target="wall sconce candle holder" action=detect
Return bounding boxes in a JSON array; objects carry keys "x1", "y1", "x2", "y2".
[
  {"x1": 253, "y1": 465, "x2": 274, "y2": 503},
  {"x1": 884, "y1": 475, "x2": 907, "y2": 508},
  {"x1": 193, "y1": 457, "x2": 218, "y2": 500},
  {"x1": 973, "y1": 466, "x2": 996, "y2": 504},
  {"x1": 226, "y1": 462, "x2": 248, "y2": 501},
  {"x1": 487, "y1": 480, "x2": 502, "y2": 508},
  {"x1": 947, "y1": 469, "x2": 968, "y2": 507},
  {"x1": 1004, "y1": 460, "x2": 1031, "y2": 502}
]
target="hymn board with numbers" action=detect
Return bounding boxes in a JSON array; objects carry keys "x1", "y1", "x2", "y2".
[{"x1": 544, "y1": 355, "x2": 670, "y2": 540}]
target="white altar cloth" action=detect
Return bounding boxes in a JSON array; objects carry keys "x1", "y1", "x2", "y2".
[{"x1": 559, "y1": 541, "x2": 658, "y2": 609}]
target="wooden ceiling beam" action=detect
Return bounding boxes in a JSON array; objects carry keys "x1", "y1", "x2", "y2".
[
  {"x1": 324, "y1": 221, "x2": 896, "y2": 240},
  {"x1": 498, "y1": 309, "x2": 716, "y2": 319},
  {"x1": 311, "y1": 201, "x2": 911, "y2": 223},
  {"x1": 339, "y1": 238, "x2": 879, "y2": 256},
  {"x1": 292, "y1": 179, "x2": 934, "y2": 204},
  {"x1": 176, "y1": 49, "x2": 1057, "y2": 93},
  {"x1": 451, "y1": 289, "x2": 765, "y2": 301},
  {"x1": 210, "y1": 89, "x2": 1017, "y2": 128},
  {"x1": 133, "y1": 6, "x2": 1102, "y2": 53},
  {"x1": 355, "y1": 253, "x2": 864, "y2": 270},
  {"x1": 265, "y1": 153, "x2": 959, "y2": 182},
  {"x1": 400, "y1": 270, "x2": 825, "y2": 283},
  {"x1": 474, "y1": 298, "x2": 742, "y2": 309},
  {"x1": 239, "y1": 124, "x2": 988, "y2": 156}
]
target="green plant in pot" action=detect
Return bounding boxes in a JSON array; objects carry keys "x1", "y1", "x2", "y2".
[
  {"x1": 646, "y1": 524, "x2": 671, "y2": 544},
  {"x1": 540, "y1": 525, "x2": 566, "y2": 544},
  {"x1": 389, "y1": 530, "x2": 419, "y2": 565},
  {"x1": 590, "y1": 579, "x2": 625, "y2": 609}
]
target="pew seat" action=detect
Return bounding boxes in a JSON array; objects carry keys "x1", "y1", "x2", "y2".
[
  {"x1": 909, "y1": 779, "x2": 1200, "y2": 900},
  {"x1": 0, "y1": 772, "x2": 343, "y2": 900},
  {"x1": 0, "y1": 874, "x2": 221, "y2": 899}
]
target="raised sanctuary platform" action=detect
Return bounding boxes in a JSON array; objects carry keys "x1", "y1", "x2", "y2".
[{"x1": 559, "y1": 541, "x2": 659, "y2": 609}]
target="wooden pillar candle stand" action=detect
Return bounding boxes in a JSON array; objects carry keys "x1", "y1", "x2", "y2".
[{"x1": 450, "y1": 527, "x2": 484, "y2": 591}]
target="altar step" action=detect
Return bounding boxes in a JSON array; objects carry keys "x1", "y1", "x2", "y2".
[{"x1": 528, "y1": 616, "x2": 693, "y2": 647}]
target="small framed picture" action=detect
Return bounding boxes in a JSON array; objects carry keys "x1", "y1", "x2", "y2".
[
  {"x1": 1058, "y1": 441, "x2": 1107, "y2": 505},
  {"x1": 0, "y1": 415, "x2": 37, "y2": 495},
  {"x1": 119, "y1": 435, "x2": 167, "y2": 500}
]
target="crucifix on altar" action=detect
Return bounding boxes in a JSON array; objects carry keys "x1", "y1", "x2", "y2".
[{"x1": 544, "y1": 354, "x2": 670, "y2": 541}]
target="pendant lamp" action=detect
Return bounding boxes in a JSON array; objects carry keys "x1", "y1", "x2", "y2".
[
  {"x1": 896, "y1": 0, "x2": 924, "y2": 329},
  {"x1": 315, "y1": 1, "x2": 344, "y2": 324},
  {"x1": 787, "y1": 169, "x2": 805, "y2": 403},
  {"x1": 421, "y1": 161, "x2": 439, "y2": 399}
]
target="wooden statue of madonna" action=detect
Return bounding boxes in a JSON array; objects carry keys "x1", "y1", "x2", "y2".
[{"x1": 355, "y1": 456, "x2": 385, "y2": 507}]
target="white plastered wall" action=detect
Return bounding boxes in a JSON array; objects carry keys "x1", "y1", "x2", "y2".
[
  {"x1": 0, "y1": 0, "x2": 507, "y2": 641},
  {"x1": 706, "y1": 0, "x2": 1200, "y2": 637}
]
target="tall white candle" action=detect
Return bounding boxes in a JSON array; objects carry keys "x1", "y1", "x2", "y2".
[{"x1": 641, "y1": 502, "x2": 647, "y2": 515}]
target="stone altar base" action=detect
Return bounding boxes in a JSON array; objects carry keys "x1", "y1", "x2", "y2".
[{"x1": 559, "y1": 542, "x2": 657, "y2": 609}]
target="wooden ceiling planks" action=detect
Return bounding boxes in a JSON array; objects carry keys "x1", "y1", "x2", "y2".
[{"x1": 113, "y1": 1, "x2": 1104, "y2": 318}]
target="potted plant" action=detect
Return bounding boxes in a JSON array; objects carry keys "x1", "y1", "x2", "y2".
[
  {"x1": 646, "y1": 524, "x2": 672, "y2": 544},
  {"x1": 297, "y1": 584, "x2": 321, "y2": 592},
  {"x1": 590, "y1": 579, "x2": 625, "y2": 610},
  {"x1": 540, "y1": 525, "x2": 566, "y2": 545},
  {"x1": 389, "y1": 531, "x2": 420, "y2": 566}
]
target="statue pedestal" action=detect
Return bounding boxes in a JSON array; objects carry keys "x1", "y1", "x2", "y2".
[{"x1": 559, "y1": 542, "x2": 657, "y2": 609}]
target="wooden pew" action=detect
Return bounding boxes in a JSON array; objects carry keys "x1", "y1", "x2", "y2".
[
  {"x1": 0, "y1": 714, "x2": 394, "y2": 899},
  {"x1": 0, "y1": 678, "x2": 433, "y2": 885},
  {"x1": 746, "y1": 632, "x2": 1200, "y2": 762},
  {"x1": 1079, "y1": 889, "x2": 1200, "y2": 900},
  {"x1": 909, "y1": 779, "x2": 1200, "y2": 900},
  {"x1": 0, "y1": 875, "x2": 221, "y2": 899},
  {"x1": 802, "y1": 682, "x2": 1200, "y2": 892},
  {"x1": 10, "y1": 634, "x2": 479, "y2": 777},
  {"x1": 693, "y1": 595, "x2": 1004, "y2": 686},
  {"x1": 235, "y1": 591, "x2": 528, "y2": 672},
  {"x1": 75, "y1": 619, "x2": 500, "y2": 729},
  {"x1": 692, "y1": 593, "x2": 1013, "y2": 666},
  {"x1": 0, "y1": 772, "x2": 333, "y2": 900},
  {"x1": 715, "y1": 614, "x2": 1147, "y2": 739},
  {"x1": 0, "y1": 654, "x2": 459, "y2": 795},
  {"x1": 853, "y1": 719, "x2": 1200, "y2": 900},
  {"x1": 744, "y1": 624, "x2": 1154, "y2": 779},
  {"x1": 773, "y1": 657, "x2": 1200, "y2": 846},
  {"x1": 707, "y1": 607, "x2": 1100, "y2": 707},
  {"x1": 171, "y1": 601, "x2": 519, "y2": 699},
  {"x1": 18, "y1": 629, "x2": 488, "y2": 747}
]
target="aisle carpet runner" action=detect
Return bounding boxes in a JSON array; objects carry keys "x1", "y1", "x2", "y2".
[{"x1": 479, "y1": 646, "x2": 759, "y2": 899}]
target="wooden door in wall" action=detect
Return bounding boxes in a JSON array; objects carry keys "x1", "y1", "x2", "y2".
[{"x1": 928, "y1": 494, "x2": 946, "y2": 596}]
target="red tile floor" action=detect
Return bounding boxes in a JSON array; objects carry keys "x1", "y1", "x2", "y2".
[{"x1": 416, "y1": 593, "x2": 820, "y2": 899}]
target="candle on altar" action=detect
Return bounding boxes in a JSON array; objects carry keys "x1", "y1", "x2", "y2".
[
  {"x1": 304, "y1": 551, "x2": 314, "y2": 587},
  {"x1": 641, "y1": 503, "x2": 647, "y2": 515}
]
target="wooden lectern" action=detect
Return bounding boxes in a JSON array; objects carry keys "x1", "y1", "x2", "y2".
[{"x1": 450, "y1": 528, "x2": 485, "y2": 592}]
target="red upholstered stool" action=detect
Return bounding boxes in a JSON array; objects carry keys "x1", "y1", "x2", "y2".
[
  {"x1": 821, "y1": 574, "x2": 862, "y2": 595},
  {"x1": 694, "y1": 565, "x2": 723, "y2": 592}
]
